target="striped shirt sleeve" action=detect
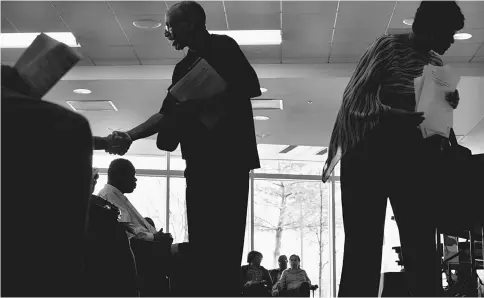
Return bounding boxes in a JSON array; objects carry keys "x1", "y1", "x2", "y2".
[{"x1": 322, "y1": 35, "x2": 395, "y2": 182}]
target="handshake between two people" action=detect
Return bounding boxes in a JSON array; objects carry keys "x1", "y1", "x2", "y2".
[{"x1": 101, "y1": 131, "x2": 133, "y2": 156}]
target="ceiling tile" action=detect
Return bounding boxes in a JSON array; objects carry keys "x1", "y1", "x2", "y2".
[
  {"x1": 282, "y1": 1, "x2": 338, "y2": 15},
  {"x1": 442, "y1": 56, "x2": 472, "y2": 64},
  {"x1": 135, "y1": 43, "x2": 184, "y2": 60},
  {"x1": 1, "y1": 1, "x2": 67, "y2": 32},
  {"x1": 241, "y1": 45, "x2": 281, "y2": 64},
  {"x1": 445, "y1": 42, "x2": 481, "y2": 57},
  {"x1": 0, "y1": 49, "x2": 22, "y2": 64},
  {"x1": 330, "y1": 57, "x2": 360, "y2": 63},
  {"x1": 281, "y1": 10, "x2": 334, "y2": 59},
  {"x1": 475, "y1": 44, "x2": 484, "y2": 56},
  {"x1": 140, "y1": 58, "x2": 183, "y2": 65},
  {"x1": 333, "y1": 1, "x2": 395, "y2": 43},
  {"x1": 197, "y1": 1, "x2": 227, "y2": 31},
  {"x1": 225, "y1": 1, "x2": 280, "y2": 30},
  {"x1": 52, "y1": 1, "x2": 130, "y2": 47},
  {"x1": 387, "y1": 1, "x2": 419, "y2": 30},
  {"x1": 458, "y1": 2, "x2": 484, "y2": 30},
  {"x1": 108, "y1": 1, "x2": 167, "y2": 16},
  {"x1": 329, "y1": 42, "x2": 370, "y2": 59},
  {"x1": 471, "y1": 56, "x2": 484, "y2": 63},
  {"x1": 1, "y1": 15, "x2": 19, "y2": 33},
  {"x1": 80, "y1": 45, "x2": 139, "y2": 65}
]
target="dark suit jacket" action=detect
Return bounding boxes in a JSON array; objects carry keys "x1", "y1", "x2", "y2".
[{"x1": 1, "y1": 87, "x2": 93, "y2": 296}]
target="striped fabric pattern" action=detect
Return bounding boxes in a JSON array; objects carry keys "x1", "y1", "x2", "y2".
[{"x1": 322, "y1": 33, "x2": 459, "y2": 182}]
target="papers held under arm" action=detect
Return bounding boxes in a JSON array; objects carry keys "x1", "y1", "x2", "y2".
[
  {"x1": 168, "y1": 58, "x2": 227, "y2": 103},
  {"x1": 414, "y1": 64, "x2": 461, "y2": 138},
  {"x1": 14, "y1": 33, "x2": 83, "y2": 99}
]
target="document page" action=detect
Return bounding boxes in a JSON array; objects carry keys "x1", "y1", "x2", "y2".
[
  {"x1": 415, "y1": 64, "x2": 461, "y2": 138},
  {"x1": 15, "y1": 33, "x2": 82, "y2": 99},
  {"x1": 169, "y1": 58, "x2": 227, "y2": 103}
]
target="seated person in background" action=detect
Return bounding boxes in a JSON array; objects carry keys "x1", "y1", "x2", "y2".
[
  {"x1": 241, "y1": 251, "x2": 273, "y2": 297},
  {"x1": 270, "y1": 255, "x2": 288, "y2": 296},
  {"x1": 278, "y1": 255, "x2": 311, "y2": 297},
  {"x1": 84, "y1": 167, "x2": 139, "y2": 297},
  {"x1": 98, "y1": 158, "x2": 172, "y2": 242}
]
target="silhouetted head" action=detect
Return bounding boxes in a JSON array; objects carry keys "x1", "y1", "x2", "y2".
[
  {"x1": 107, "y1": 159, "x2": 137, "y2": 194},
  {"x1": 278, "y1": 255, "x2": 288, "y2": 270},
  {"x1": 247, "y1": 250, "x2": 263, "y2": 267},
  {"x1": 289, "y1": 254, "x2": 301, "y2": 269},
  {"x1": 412, "y1": 1, "x2": 465, "y2": 55},
  {"x1": 164, "y1": 1, "x2": 207, "y2": 51},
  {"x1": 145, "y1": 217, "x2": 155, "y2": 229}
]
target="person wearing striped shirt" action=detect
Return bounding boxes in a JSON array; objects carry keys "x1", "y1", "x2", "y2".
[{"x1": 321, "y1": 1, "x2": 465, "y2": 297}]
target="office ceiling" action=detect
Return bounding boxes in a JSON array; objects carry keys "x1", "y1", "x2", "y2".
[
  {"x1": 2, "y1": 1, "x2": 484, "y2": 65},
  {"x1": 1, "y1": 1, "x2": 484, "y2": 158}
]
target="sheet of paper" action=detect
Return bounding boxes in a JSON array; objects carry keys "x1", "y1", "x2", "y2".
[
  {"x1": 169, "y1": 58, "x2": 227, "y2": 103},
  {"x1": 14, "y1": 33, "x2": 82, "y2": 99},
  {"x1": 416, "y1": 64, "x2": 461, "y2": 138}
]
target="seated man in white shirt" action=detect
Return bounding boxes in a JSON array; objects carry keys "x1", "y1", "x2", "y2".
[{"x1": 98, "y1": 158, "x2": 171, "y2": 242}]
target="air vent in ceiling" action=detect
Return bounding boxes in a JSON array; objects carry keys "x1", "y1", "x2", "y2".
[
  {"x1": 66, "y1": 100, "x2": 118, "y2": 112},
  {"x1": 251, "y1": 99, "x2": 283, "y2": 110},
  {"x1": 386, "y1": 28, "x2": 412, "y2": 36},
  {"x1": 279, "y1": 145, "x2": 297, "y2": 154},
  {"x1": 316, "y1": 148, "x2": 328, "y2": 156}
]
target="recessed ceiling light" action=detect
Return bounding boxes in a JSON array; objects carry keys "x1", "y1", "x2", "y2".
[
  {"x1": 209, "y1": 30, "x2": 282, "y2": 45},
  {"x1": 403, "y1": 18, "x2": 414, "y2": 26},
  {"x1": 260, "y1": 87, "x2": 267, "y2": 93},
  {"x1": 133, "y1": 19, "x2": 162, "y2": 29},
  {"x1": 254, "y1": 116, "x2": 269, "y2": 121},
  {"x1": 308, "y1": 101, "x2": 313, "y2": 104},
  {"x1": 0, "y1": 32, "x2": 80, "y2": 48},
  {"x1": 73, "y1": 89, "x2": 92, "y2": 94},
  {"x1": 454, "y1": 32, "x2": 472, "y2": 40},
  {"x1": 66, "y1": 100, "x2": 118, "y2": 112}
]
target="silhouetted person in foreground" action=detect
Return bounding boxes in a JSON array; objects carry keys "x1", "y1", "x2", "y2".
[
  {"x1": 94, "y1": 1, "x2": 261, "y2": 296},
  {"x1": 321, "y1": 1, "x2": 464, "y2": 297}
]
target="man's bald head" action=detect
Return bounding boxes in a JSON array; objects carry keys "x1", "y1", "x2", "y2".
[
  {"x1": 107, "y1": 158, "x2": 137, "y2": 194},
  {"x1": 167, "y1": 1, "x2": 206, "y2": 30}
]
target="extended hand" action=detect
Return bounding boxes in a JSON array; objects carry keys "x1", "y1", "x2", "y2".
[{"x1": 105, "y1": 131, "x2": 132, "y2": 156}]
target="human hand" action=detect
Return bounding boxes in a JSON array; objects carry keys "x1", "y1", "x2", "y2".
[
  {"x1": 445, "y1": 89, "x2": 459, "y2": 109},
  {"x1": 386, "y1": 108, "x2": 425, "y2": 127},
  {"x1": 105, "y1": 131, "x2": 132, "y2": 155}
]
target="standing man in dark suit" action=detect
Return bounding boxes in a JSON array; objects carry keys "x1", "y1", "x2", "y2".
[{"x1": 98, "y1": 1, "x2": 261, "y2": 296}]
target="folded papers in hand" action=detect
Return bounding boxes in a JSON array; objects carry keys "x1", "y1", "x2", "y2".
[
  {"x1": 14, "y1": 33, "x2": 82, "y2": 99},
  {"x1": 414, "y1": 64, "x2": 461, "y2": 138},
  {"x1": 168, "y1": 58, "x2": 228, "y2": 129},
  {"x1": 169, "y1": 58, "x2": 227, "y2": 103}
]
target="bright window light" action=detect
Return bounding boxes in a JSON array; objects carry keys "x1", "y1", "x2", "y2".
[
  {"x1": 0, "y1": 32, "x2": 80, "y2": 48},
  {"x1": 209, "y1": 30, "x2": 282, "y2": 45}
]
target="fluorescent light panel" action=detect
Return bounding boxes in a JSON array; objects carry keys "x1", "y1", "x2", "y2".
[
  {"x1": 251, "y1": 99, "x2": 283, "y2": 110},
  {"x1": 209, "y1": 30, "x2": 281, "y2": 45},
  {"x1": 0, "y1": 32, "x2": 80, "y2": 48}
]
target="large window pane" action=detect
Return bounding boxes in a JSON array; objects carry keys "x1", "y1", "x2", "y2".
[
  {"x1": 254, "y1": 178, "x2": 330, "y2": 297},
  {"x1": 256, "y1": 160, "x2": 323, "y2": 176},
  {"x1": 168, "y1": 178, "x2": 189, "y2": 243},
  {"x1": 170, "y1": 155, "x2": 186, "y2": 171},
  {"x1": 93, "y1": 174, "x2": 167, "y2": 231},
  {"x1": 93, "y1": 154, "x2": 166, "y2": 170},
  {"x1": 334, "y1": 181, "x2": 344, "y2": 295}
]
